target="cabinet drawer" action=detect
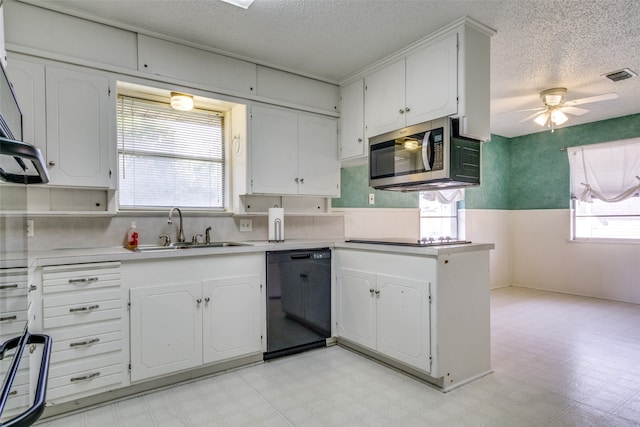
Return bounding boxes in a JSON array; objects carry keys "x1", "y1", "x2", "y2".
[
  {"x1": 0, "y1": 295, "x2": 28, "y2": 317},
  {"x1": 0, "y1": 310, "x2": 28, "y2": 338},
  {"x1": 47, "y1": 353, "x2": 123, "y2": 401},
  {"x1": 47, "y1": 319, "x2": 122, "y2": 343},
  {"x1": 43, "y1": 262, "x2": 121, "y2": 294},
  {"x1": 44, "y1": 292, "x2": 122, "y2": 329},
  {"x1": 51, "y1": 332, "x2": 121, "y2": 364},
  {"x1": 0, "y1": 268, "x2": 28, "y2": 292}
]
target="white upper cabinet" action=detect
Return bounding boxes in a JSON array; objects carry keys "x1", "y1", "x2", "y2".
[
  {"x1": 0, "y1": 2, "x2": 6, "y2": 68},
  {"x1": 365, "y1": 33, "x2": 457, "y2": 139},
  {"x1": 360, "y1": 18, "x2": 493, "y2": 142},
  {"x1": 8, "y1": 56, "x2": 116, "y2": 189},
  {"x1": 339, "y1": 78, "x2": 366, "y2": 161},
  {"x1": 137, "y1": 35, "x2": 256, "y2": 97},
  {"x1": 250, "y1": 104, "x2": 340, "y2": 197},
  {"x1": 45, "y1": 65, "x2": 116, "y2": 188}
]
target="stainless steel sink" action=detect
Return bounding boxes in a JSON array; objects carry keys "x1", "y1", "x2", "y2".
[{"x1": 135, "y1": 242, "x2": 249, "y2": 252}]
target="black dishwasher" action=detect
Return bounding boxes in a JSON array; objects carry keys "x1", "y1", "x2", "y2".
[{"x1": 265, "y1": 248, "x2": 331, "y2": 360}]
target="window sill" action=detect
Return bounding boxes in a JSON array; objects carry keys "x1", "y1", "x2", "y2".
[{"x1": 569, "y1": 238, "x2": 640, "y2": 245}]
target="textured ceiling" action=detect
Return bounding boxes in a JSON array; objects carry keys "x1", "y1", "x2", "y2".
[{"x1": 22, "y1": 0, "x2": 640, "y2": 138}]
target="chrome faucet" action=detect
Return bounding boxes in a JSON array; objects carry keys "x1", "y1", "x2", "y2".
[
  {"x1": 205, "y1": 226, "x2": 212, "y2": 244},
  {"x1": 168, "y1": 207, "x2": 185, "y2": 243}
]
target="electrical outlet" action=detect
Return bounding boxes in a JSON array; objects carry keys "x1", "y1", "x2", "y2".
[
  {"x1": 368, "y1": 193, "x2": 375, "y2": 205},
  {"x1": 240, "y1": 219, "x2": 252, "y2": 232},
  {"x1": 26, "y1": 220, "x2": 34, "y2": 237}
]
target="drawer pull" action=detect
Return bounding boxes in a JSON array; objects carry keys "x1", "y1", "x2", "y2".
[
  {"x1": 69, "y1": 304, "x2": 100, "y2": 313},
  {"x1": 70, "y1": 338, "x2": 100, "y2": 348},
  {"x1": 70, "y1": 371, "x2": 100, "y2": 382},
  {"x1": 8, "y1": 390, "x2": 17, "y2": 396},
  {"x1": 0, "y1": 284, "x2": 18, "y2": 290},
  {"x1": 0, "y1": 315, "x2": 17, "y2": 322},
  {"x1": 68, "y1": 277, "x2": 99, "y2": 285}
]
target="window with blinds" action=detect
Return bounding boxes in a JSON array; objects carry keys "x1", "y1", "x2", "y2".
[{"x1": 117, "y1": 96, "x2": 225, "y2": 209}]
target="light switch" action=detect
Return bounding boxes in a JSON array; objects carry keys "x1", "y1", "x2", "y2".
[
  {"x1": 240, "y1": 219, "x2": 252, "y2": 232},
  {"x1": 369, "y1": 193, "x2": 375, "y2": 205}
]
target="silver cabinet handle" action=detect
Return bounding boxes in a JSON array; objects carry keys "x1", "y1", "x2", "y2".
[
  {"x1": 369, "y1": 289, "x2": 375, "y2": 295},
  {"x1": 405, "y1": 107, "x2": 411, "y2": 113},
  {"x1": 300, "y1": 178, "x2": 304, "y2": 184},
  {"x1": 357, "y1": 138, "x2": 363, "y2": 143},
  {"x1": 0, "y1": 315, "x2": 17, "y2": 322},
  {"x1": 205, "y1": 297, "x2": 210, "y2": 303},
  {"x1": 48, "y1": 161, "x2": 56, "y2": 166},
  {"x1": 68, "y1": 277, "x2": 99, "y2": 284},
  {"x1": 375, "y1": 290, "x2": 380, "y2": 295},
  {"x1": 0, "y1": 284, "x2": 18, "y2": 290},
  {"x1": 70, "y1": 338, "x2": 100, "y2": 347},
  {"x1": 70, "y1": 371, "x2": 100, "y2": 382},
  {"x1": 399, "y1": 109, "x2": 405, "y2": 114},
  {"x1": 69, "y1": 304, "x2": 99, "y2": 313},
  {"x1": 8, "y1": 390, "x2": 17, "y2": 396},
  {"x1": 196, "y1": 298, "x2": 202, "y2": 304},
  {"x1": 294, "y1": 178, "x2": 299, "y2": 183}
]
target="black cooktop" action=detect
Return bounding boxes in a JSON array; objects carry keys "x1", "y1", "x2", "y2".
[{"x1": 346, "y1": 239, "x2": 472, "y2": 247}]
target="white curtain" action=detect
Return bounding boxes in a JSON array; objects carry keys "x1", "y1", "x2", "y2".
[
  {"x1": 421, "y1": 188, "x2": 464, "y2": 204},
  {"x1": 567, "y1": 138, "x2": 640, "y2": 203}
]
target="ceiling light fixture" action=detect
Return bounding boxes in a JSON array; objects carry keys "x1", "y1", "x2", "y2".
[
  {"x1": 220, "y1": 0, "x2": 254, "y2": 9},
  {"x1": 170, "y1": 92, "x2": 194, "y2": 111}
]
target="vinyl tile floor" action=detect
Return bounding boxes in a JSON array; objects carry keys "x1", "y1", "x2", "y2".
[{"x1": 37, "y1": 287, "x2": 640, "y2": 426}]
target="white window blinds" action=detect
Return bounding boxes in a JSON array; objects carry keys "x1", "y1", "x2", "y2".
[
  {"x1": 117, "y1": 96, "x2": 225, "y2": 209},
  {"x1": 567, "y1": 138, "x2": 640, "y2": 203}
]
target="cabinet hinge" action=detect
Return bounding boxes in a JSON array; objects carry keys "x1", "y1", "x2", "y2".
[
  {"x1": 127, "y1": 301, "x2": 131, "y2": 310},
  {"x1": 428, "y1": 293, "x2": 432, "y2": 303},
  {"x1": 128, "y1": 363, "x2": 131, "y2": 371},
  {"x1": 108, "y1": 86, "x2": 112, "y2": 97}
]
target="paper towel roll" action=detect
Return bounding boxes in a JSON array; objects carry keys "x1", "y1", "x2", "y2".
[{"x1": 268, "y1": 208, "x2": 284, "y2": 241}]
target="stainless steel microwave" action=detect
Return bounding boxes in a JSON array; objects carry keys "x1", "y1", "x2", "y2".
[{"x1": 368, "y1": 118, "x2": 480, "y2": 191}]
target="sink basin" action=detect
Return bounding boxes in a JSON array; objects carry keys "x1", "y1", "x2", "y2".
[{"x1": 135, "y1": 242, "x2": 249, "y2": 252}]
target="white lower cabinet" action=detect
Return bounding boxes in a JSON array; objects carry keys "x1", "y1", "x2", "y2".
[
  {"x1": 335, "y1": 247, "x2": 491, "y2": 391},
  {"x1": 126, "y1": 254, "x2": 264, "y2": 383},
  {"x1": 39, "y1": 262, "x2": 126, "y2": 405},
  {"x1": 337, "y1": 268, "x2": 431, "y2": 372}
]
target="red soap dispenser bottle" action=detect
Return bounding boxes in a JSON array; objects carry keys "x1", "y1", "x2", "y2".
[{"x1": 125, "y1": 221, "x2": 139, "y2": 250}]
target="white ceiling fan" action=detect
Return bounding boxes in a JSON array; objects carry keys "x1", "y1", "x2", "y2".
[{"x1": 518, "y1": 88, "x2": 618, "y2": 132}]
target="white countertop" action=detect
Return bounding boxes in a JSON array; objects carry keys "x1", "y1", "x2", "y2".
[{"x1": 26, "y1": 239, "x2": 494, "y2": 267}]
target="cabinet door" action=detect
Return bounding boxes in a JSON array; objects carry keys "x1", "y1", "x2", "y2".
[
  {"x1": 45, "y1": 65, "x2": 115, "y2": 188},
  {"x1": 5, "y1": 57, "x2": 46, "y2": 152},
  {"x1": 339, "y1": 79, "x2": 365, "y2": 160},
  {"x1": 336, "y1": 268, "x2": 376, "y2": 350},
  {"x1": 250, "y1": 105, "x2": 298, "y2": 195},
  {"x1": 297, "y1": 113, "x2": 339, "y2": 196},
  {"x1": 405, "y1": 33, "x2": 458, "y2": 126},
  {"x1": 376, "y1": 274, "x2": 431, "y2": 372},
  {"x1": 202, "y1": 275, "x2": 262, "y2": 364},
  {"x1": 130, "y1": 282, "x2": 202, "y2": 382},
  {"x1": 364, "y1": 59, "x2": 405, "y2": 138}
]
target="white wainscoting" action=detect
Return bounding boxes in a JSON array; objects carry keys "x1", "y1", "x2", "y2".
[
  {"x1": 462, "y1": 209, "x2": 511, "y2": 290},
  {"x1": 509, "y1": 209, "x2": 640, "y2": 305}
]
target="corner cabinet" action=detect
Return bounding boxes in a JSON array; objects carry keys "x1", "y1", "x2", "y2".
[
  {"x1": 126, "y1": 253, "x2": 264, "y2": 383},
  {"x1": 7, "y1": 54, "x2": 116, "y2": 189},
  {"x1": 249, "y1": 104, "x2": 340, "y2": 197},
  {"x1": 362, "y1": 19, "x2": 492, "y2": 141},
  {"x1": 339, "y1": 78, "x2": 366, "y2": 161},
  {"x1": 335, "y1": 247, "x2": 491, "y2": 391}
]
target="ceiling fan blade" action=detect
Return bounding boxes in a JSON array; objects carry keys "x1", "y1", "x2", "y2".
[
  {"x1": 518, "y1": 110, "x2": 545, "y2": 124},
  {"x1": 561, "y1": 106, "x2": 589, "y2": 116},
  {"x1": 565, "y1": 92, "x2": 618, "y2": 107},
  {"x1": 507, "y1": 106, "x2": 545, "y2": 114}
]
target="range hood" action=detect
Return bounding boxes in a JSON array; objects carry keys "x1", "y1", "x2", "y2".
[{"x1": 0, "y1": 136, "x2": 49, "y2": 184}]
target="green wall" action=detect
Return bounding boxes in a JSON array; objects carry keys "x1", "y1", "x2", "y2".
[
  {"x1": 335, "y1": 113, "x2": 640, "y2": 211},
  {"x1": 332, "y1": 164, "x2": 419, "y2": 208},
  {"x1": 508, "y1": 113, "x2": 640, "y2": 209}
]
